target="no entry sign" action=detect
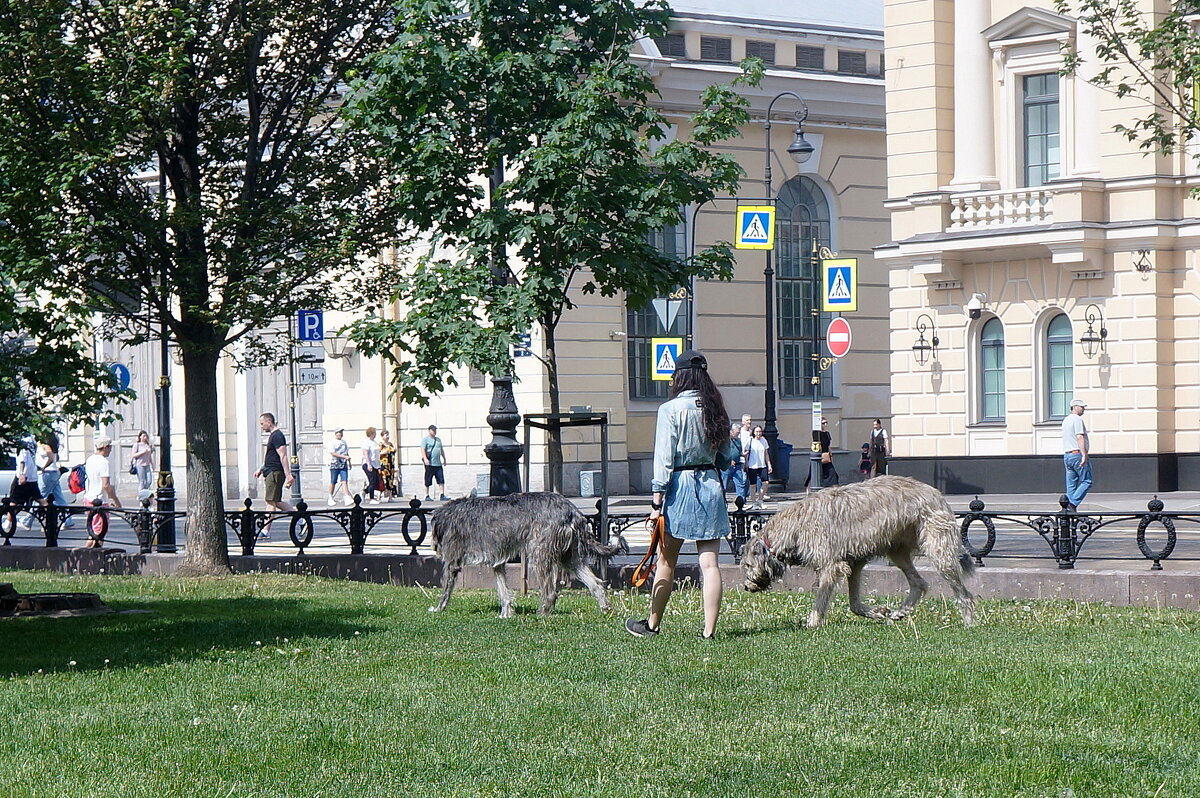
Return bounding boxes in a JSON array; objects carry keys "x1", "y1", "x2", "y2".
[{"x1": 826, "y1": 317, "x2": 852, "y2": 358}]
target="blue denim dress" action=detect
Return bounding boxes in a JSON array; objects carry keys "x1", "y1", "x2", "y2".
[{"x1": 651, "y1": 391, "x2": 739, "y2": 541}]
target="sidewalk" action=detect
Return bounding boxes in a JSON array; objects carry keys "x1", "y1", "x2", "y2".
[{"x1": 601, "y1": 487, "x2": 1200, "y2": 514}]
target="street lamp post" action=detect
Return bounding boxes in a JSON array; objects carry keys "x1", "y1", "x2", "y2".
[
  {"x1": 762, "y1": 91, "x2": 815, "y2": 491},
  {"x1": 154, "y1": 157, "x2": 176, "y2": 552}
]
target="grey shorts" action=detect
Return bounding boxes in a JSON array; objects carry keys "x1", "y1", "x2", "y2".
[{"x1": 264, "y1": 470, "x2": 284, "y2": 502}]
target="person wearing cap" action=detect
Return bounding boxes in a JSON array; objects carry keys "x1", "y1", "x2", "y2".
[
  {"x1": 83, "y1": 436, "x2": 121, "y2": 547},
  {"x1": 626, "y1": 349, "x2": 739, "y2": 640},
  {"x1": 327, "y1": 428, "x2": 351, "y2": 507},
  {"x1": 421, "y1": 425, "x2": 448, "y2": 501},
  {"x1": 1061, "y1": 398, "x2": 1092, "y2": 512}
]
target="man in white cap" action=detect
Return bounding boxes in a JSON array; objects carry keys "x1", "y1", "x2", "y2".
[
  {"x1": 83, "y1": 436, "x2": 122, "y2": 547},
  {"x1": 1060, "y1": 398, "x2": 1091, "y2": 512}
]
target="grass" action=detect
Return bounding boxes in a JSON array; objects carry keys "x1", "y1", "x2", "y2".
[{"x1": 1, "y1": 571, "x2": 1199, "y2": 798}]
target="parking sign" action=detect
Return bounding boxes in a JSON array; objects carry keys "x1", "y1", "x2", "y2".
[{"x1": 297, "y1": 310, "x2": 324, "y2": 341}]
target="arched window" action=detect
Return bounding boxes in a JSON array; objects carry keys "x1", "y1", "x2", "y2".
[
  {"x1": 1045, "y1": 313, "x2": 1073, "y2": 420},
  {"x1": 775, "y1": 176, "x2": 832, "y2": 398},
  {"x1": 980, "y1": 318, "x2": 1005, "y2": 422}
]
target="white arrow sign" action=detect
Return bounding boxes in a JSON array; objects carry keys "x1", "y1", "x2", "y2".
[{"x1": 297, "y1": 367, "x2": 327, "y2": 386}]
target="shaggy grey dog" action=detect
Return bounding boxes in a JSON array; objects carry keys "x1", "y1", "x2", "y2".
[
  {"x1": 741, "y1": 475, "x2": 976, "y2": 627},
  {"x1": 429, "y1": 492, "x2": 628, "y2": 618}
]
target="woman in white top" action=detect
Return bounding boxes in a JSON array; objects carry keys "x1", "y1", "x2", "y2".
[
  {"x1": 745, "y1": 425, "x2": 773, "y2": 509},
  {"x1": 131, "y1": 430, "x2": 155, "y2": 492}
]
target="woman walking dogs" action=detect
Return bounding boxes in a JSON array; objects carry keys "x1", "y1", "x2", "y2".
[{"x1": 626, "y1": 350, "x2": 739, "y2": 640}]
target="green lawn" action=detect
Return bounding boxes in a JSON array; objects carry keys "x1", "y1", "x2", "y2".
[{"x1": 1, "y1": 571, "x2": 1198, "y2": 798}]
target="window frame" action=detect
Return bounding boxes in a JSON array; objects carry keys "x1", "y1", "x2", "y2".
[
  {"x1": 775, "y1": 176, "x2": 835, "y2": 401},
  {"x1": 1042, "y1": 311, "x2": 1073, "y2": 422},
  {"x1": 626, "y1": 221, "x2": 690, "y2": 402},
  {"x1": 978, "y1": 317, "x2": 1006, "y2": 423},
  {"x1": 1021, "y1": 72, "x2": 1061, "y2": 187}
]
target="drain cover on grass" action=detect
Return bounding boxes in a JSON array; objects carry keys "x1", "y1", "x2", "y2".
[{"x1": 0, "y1": 583, "x2": 115, "y2": 618}]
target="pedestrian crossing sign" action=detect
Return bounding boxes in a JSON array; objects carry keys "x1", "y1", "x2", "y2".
[
  {"x1": 735, "y1": 206, "x2": 775, "y2": 250},
  {"x1": 651, "y1": 337, "x2": 683, "y2": 381},
  {"x1": 821, "y1": 258, "x2": 858, "y2": 312}
]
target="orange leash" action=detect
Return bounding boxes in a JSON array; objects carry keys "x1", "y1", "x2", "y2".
[{"x1": 631, "y1": 514, "x2": 664, "y2": 588}]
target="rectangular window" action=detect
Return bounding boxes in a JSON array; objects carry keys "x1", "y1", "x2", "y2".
[
  {"x1": 837, "y1": 50, "x2": 867, "y2": 75},
  {"x1": 1023, "y1": 73, "x2": 1061, "y2": 187},
  {"x1": 699, "y1": 36, "x2": 732, "y2": 62},
  {"x1": 795, "y1": 45, "x2": 825, "y2": 71},
  {"x1": 627, "y1": 223, "x2": 689, "y2": 401},
  {"x1": 745, "y1": 40, "x2": 776, "y2": 66},
  {"x1": 653, "y1": 32, "x2": 687, "y2": 58},
  {"x1": 981, "y1": 346, "x2": 1006, "y2": 421}
]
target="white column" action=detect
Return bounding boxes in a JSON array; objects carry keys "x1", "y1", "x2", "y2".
[
  {"x1": 948, "y1": 0, "x2": 999, "y2": 189},
  {"x1": 234, "y1": 367, "x2": 257, "y2": 500},
  {"x1": 1072, "y1": 24, "x2": 1103, "y2": 177}
]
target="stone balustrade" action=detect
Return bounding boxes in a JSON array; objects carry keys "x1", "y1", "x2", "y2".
[{"x1": 948, "y1": 188, "x2": 1055, "y2": 230}]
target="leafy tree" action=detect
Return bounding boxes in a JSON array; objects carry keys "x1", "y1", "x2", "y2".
[
  {"x1": 346, "y1": 0, "x2": 756, "y2": 490},
  {"x1": 0, "y1": 278, "x2": 126, "y2": 450},
  {"x1": 0, "y1": 0, "x2": 402, "y2": 572},
  {"x1": 1057, "y1": 0, "x2": 1200, "y2": 156}
]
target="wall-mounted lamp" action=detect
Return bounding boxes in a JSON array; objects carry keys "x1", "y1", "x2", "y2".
[
  {"x1": 1133, "y1": 250, "x2": 1153, "y2": 273},
  {"x1": 912, "y1": 313, "x2": 939, "y2": 366},
  {"x1": 609, "y1": 330, "x2": 627, "y2": 340},
  {"x1": 324, "y1": 333, "x2": 357, "y2": 359},
  {"x1": 1079, "y1": 304, "x2": 1107, "y2": 358}
]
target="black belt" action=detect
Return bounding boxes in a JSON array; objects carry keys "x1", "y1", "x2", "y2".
[{"x1": 672, "y1": 464, "x2": 717, "y2": 472}]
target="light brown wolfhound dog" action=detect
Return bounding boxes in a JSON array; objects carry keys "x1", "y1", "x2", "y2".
[{"x1": 741, "y1": 475, "x2": 976, "y2": 627}]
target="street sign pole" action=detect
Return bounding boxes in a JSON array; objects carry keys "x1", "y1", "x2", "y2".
[{"x1": 288, "y1": 315, "x2": 302, "y2": 502}]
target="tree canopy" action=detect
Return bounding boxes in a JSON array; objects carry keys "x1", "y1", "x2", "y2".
[
  {"x1": 1058, "y1": 0, "x2": 1200, "y2": 156},
  {"x1": 0, "y1": 0, "x2": 404, "y2": 570},
  {"x1": 345, "y1": 0, "x2": 758, "y2": 405},
  {"x1": 0, "y1": 278, "x2": 125, "y2": 449}
]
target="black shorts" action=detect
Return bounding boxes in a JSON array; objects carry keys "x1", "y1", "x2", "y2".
[
  {"x1": 7, "y1": 479, "x2": 42, "y2": 506},
  {"x1": 424, "y1": 465, "x2": 445, "y2": 487}
]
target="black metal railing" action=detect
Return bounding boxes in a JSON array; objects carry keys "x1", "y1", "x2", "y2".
[
  {"x1": 223, "y1": 497, "x2": 432, "y2": 556},
  {"x1": 0, "y1": 497, "x2": 185, "y2": 553},
  {"x1": 3, "y1": 492, "x2": 1199, "y2": 571}
]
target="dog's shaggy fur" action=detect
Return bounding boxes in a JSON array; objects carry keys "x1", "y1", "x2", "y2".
[
  {"x1": 741, "y1": 475, "x2": 976, "y2": 627},
  {"x1": 429, "y1": 492, "x2": 628, "y2": 618}
]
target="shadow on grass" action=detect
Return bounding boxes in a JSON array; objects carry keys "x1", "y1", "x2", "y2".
[{"x1": 0, "y1": 595, "x2": 384, "y2": 678}]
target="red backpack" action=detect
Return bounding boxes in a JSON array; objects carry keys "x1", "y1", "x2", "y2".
[{"x1": 68, "y1": 464, "x2": 87, "y2": 494}]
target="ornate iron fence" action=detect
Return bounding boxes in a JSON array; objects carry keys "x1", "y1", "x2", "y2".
[{"x1": 2, "y1": 492, "x2": 1198, "y2": 572}]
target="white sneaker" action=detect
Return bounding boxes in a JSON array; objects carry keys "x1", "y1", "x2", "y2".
[
  {"x1": 343, "y1": 497, "x2": 353, "y2": 507},
  {"x1": 326, "y1": 498, "x2": 336, "y2": 507}
]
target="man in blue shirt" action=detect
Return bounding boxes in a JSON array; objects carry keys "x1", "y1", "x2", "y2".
[{"x1": 421, "y1": 425, "x2": 448, "y2": 501}]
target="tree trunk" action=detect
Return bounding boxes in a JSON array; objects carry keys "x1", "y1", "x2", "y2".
[
  {"x1": 177, "y1": 346, "x2": 232, "y2": 575},
  {"x1": 543, "y1": 318, "x2": 564, "y2": 493}
]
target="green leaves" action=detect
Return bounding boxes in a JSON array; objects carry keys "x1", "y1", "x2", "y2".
[
  {"x1": 1058, "y1": 0, "x2": 1200, "y2": 160},
  {"x1": 347, "y1": 0, "x2": 751, "y2": 399}
]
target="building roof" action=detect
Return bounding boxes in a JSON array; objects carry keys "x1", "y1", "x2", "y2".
[{"x1": 668, "y1": 0, "x2": 882, "y2": 35}]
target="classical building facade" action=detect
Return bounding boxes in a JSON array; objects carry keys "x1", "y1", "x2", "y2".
[
  {"x1": 71, "y1": 2, "x2": 890, "y2": 501},
  {"x1": 880, "y1": 0, "x2": 1200, "y2": 492}
]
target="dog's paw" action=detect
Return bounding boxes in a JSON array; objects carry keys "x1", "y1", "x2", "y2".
[{"x1": 866, "y1": 605, "x2": 892, "y2": 621}]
